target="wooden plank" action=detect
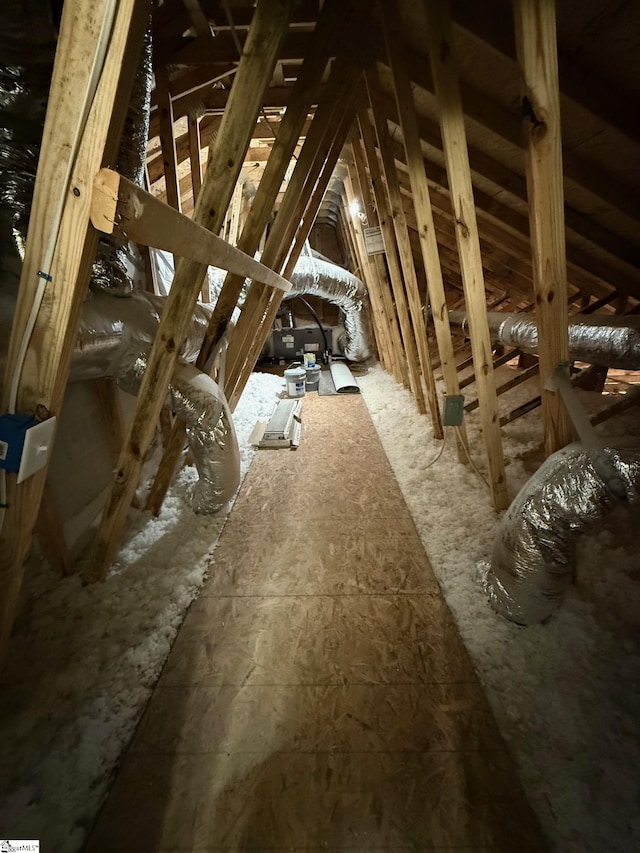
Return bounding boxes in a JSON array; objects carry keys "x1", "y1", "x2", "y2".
[
  {"x1": 35, "y1": 485, "x2": 73, "y2": 578},
  {"x1": 91, "y1": 0, "x2": 294, "y2": 578},
  {"x1": 590, "y1": 391, "x2": 640, "y2": 427},
  {"x1": 154, "y1": 67, "x2": 182, "y2": 213},
  {"x1": 0, "y1": 0, "x2": 148, "y2": 665},
  {"x1": 349, "y1": 139, "x2": 410, "y2": 388},
  {"x1": 143, "y1": 2, "x2": 342, "y2": 517},
  {"x1": 358, "y1": 107, "x2": 427, "y2": 414},
  {"x1": 458, "y1": 348, "x2": 520, "y2": 390},
  {"x1": 228, "y1": 180, "x2": 243, "y2": 247},
  {"x1": 93, "y1": 377, "x2": 126, "y2": 467},
  {"x1": 425, "y1": 0, "x2": 508, "y2": 510},
  {"x1": 514, "y1": 0, "x2": 572, "y2": 457},
  {"x1": 188, "y1": 114, "x2": 202, "y2": 205},
  {"x1": 500, "y1": 395, "x2": 541, "y2": 427},
  {"x1": 365, "y1": 66, "x2": 442, "y2": 439},
  {"x1": 382, "y1": 1, "x2": 466, "y2": 454},
  {"x1": 91, "y1": 169, "x2": 291, "y2": 291}
]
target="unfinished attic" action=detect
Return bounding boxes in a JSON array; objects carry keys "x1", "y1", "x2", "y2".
[{"x1": 1, "y1": 0, "x2": 640, "y2": 848}]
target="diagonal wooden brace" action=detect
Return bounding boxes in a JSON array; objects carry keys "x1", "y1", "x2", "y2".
[{"x1": 90, "y1": 168, "x2": 291, "y2": 293}]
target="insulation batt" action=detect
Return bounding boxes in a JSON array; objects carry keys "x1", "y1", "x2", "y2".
[{"x1": 482, "y1": 444, "x2": 640, "y2": 625}]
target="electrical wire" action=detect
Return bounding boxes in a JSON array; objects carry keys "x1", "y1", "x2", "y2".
[
  {"x1": 2, "y1": 0, "x2": 118, "y2": 538},
  {"x1": 423, "y1": 428, "x2": 448, "y2": 470},
  {"x1": 454, "y1": 425, "x2": 490, "y2": 490},
  {"x1": 293, "y1": 295, "x2": 329, "y2": 356}
]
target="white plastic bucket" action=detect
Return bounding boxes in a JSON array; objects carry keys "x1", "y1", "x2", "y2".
[
  {"x1": 305, "y1": 364, "x2": 321, "y2": 391},
  {"x1": 284, "y1": 366, "x2": 306, "y2": 398}
]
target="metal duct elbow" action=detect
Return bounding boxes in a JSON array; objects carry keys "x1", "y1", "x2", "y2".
[
  {"x1": 285, "y1": 255, "x2": 373, "y2": 361},
  {"x1": 65, "y1": 291, "x2": 238, "y2": 514},
  {"x1": 115, "y1": 354, "x2": 240, "y2": 514},
  {"x1": 482, "y1": 443, "x2": 640, "y2": 625},
  {"x1": 166, "y1": 361, "x2": 240, "y2": 513}
]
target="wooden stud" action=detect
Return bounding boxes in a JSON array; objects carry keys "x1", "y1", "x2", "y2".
[
  {"x1": 93, "y1": 378, "x2": 126, "y2": 468},
  {"x1": 366, "y1": 69, "x2": 445, "y2": 435},
  {"x1": 465, "y1": 363, "x2": 540, "y2": 414},
  {"x1": 222, "y1": 58, "x2": 363, "y2": 403},
  {"x1": 342, "y1": 173, "x2": 392, "y2": 373},
  {"x1": 358, "y1": 105, "x2": 427, "y2": 414},
  {"x1": 382, "y1": 0, "x2": 466, "y2": 456},
  {"x1": 144, "y1": 2, "x2": 342, "y2": 516},
  {"x1": 513, "y1": 0, "x2": 572, "y2": 456},
  {"x1": 0, "y1": 0, "x2": 149, "y2": 665},
  {"x1": 154, "y1": 67, "x2": 182, "y2": 213},
  {"x1": 226, "y1": 81, "x2": 362, "y2": 408},
  {"x1": 349, "y1": 138, "x2": 410, "y2": 388},
  {"x1": 425, "y1": 0, "x2": 508, "y2": 510},
  {"x1": 35, "y1": 485, "x2": 72, "y2": 578},
  {"x1": 188, "y1": 113, "x2": 202, "y2": 205},
  {"x1": 228, "y1": 180, "x2": 243, "y2": 247},
  {"x1": 91, "y1": 0, "x2": 294, "y2": 577}
]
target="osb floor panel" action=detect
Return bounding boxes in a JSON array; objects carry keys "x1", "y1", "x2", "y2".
[{"x1": 85, "y1": 391, "x2": 545, "y2": 852}]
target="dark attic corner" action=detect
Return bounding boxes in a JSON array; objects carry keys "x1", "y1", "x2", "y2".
[{"x1": 0, "y1": 0, "x2": 639, "y2": 850}]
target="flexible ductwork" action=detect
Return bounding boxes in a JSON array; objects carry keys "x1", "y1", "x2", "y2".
[
  {"x1": 71, "y1": 290, "x2": 239, "y2": 513},
  {"x1": 481, "y1": 439, "x2": 640, "y2": 624},
  {"x1": 116, "y1": 353, "x2": 240, "y2": 514},
  {"x1": 448, "y1": 311, "x2": 640, "y2": 370},
  {"x1": 284, "y1": 255, "x2": 372, "y2": 361},
  {"x1": 175, "y1": 251, "x2": 374, "y2": 362}
]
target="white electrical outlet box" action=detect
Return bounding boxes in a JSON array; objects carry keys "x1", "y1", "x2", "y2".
[{"x1": 17, "y1": 416, "x2": 57, "y2": 483}]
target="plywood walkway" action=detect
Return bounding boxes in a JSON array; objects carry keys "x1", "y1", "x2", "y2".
[{"x1": 86, "y1": 390, "x2": 546, "y2": 851}]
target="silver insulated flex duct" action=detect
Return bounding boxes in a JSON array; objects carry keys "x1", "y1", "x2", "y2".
[
  {"x1": 285, "y1": 255, "x2": 372, "y2": 361},
  {"x1": 116, "y1": 354, "x2": 240, "y2": 513},
  {"x1": 481, "y1": 442, "x2": 640, "y2": 625},
  {"x1": 448, "y1": 311, "x2": 640, "y2": 370},
  {"x1": 70, "y1": 291, "x2": 239, "y2": 513},
  {"x1": 197, "y1": 253, "x2": 374, "y2": 362}
]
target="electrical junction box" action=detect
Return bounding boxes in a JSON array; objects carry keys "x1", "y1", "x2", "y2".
[
  {"x1": 0, "y1": 413, "x2": 57, "y2": 483},
  {"x1": 443, "y1": 394, "x2": 465, "y2": 427}
]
